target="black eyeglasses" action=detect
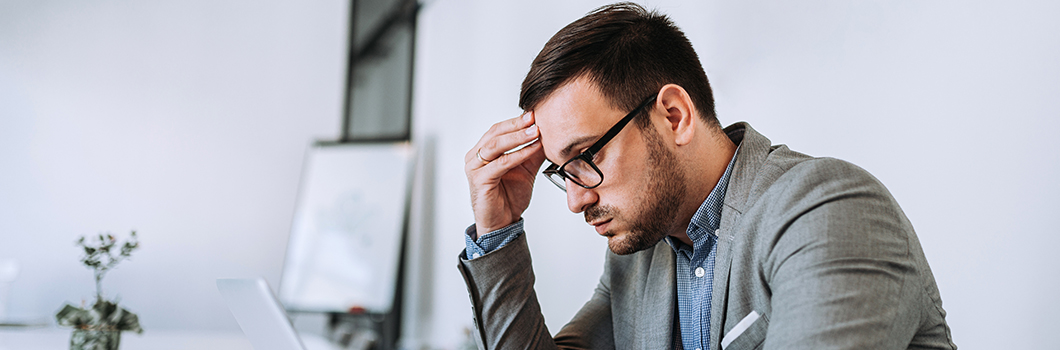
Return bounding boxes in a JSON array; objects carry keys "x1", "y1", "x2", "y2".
[{"x1": 542, "y1": 94, "x2": 658, "y2": 192}]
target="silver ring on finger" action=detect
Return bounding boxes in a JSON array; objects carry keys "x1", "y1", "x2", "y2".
[{"x1": 476, "y1": 149, "x2": 494, "y2": 164}]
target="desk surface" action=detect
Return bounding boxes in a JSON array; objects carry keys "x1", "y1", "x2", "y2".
[{"x1": 0, "y1": 327, "x2": 340, "y2": 350}]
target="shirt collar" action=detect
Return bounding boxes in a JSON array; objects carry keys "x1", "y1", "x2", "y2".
[{"x1": 665, "y1": 145, "x2": 739, "y2": 253}]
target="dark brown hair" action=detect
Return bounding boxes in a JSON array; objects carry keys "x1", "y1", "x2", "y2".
[{"x1": 519, "y1": 2, "x2": 718, "y2": 129}]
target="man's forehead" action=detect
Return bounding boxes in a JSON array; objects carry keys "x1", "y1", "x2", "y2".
[
  {"x1": 535, "y1": 111, "x2": 592, "y2": 160},
  {"x1": 532, "y1": 78, "x2": 616, "y2": 163}
]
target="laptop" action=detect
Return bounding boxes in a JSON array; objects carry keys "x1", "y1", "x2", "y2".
[{"x1": 217, "y1": 278, "x2": 313, "y2": 350}]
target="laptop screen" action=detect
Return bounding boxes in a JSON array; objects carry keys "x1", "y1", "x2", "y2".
[{"x1": 217, "y1": 278, "x2": 306, "y2": 350}]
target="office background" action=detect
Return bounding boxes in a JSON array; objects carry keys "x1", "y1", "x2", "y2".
[{"x1": 1, "y1": 0, "x2": 1057, "y2": 349}]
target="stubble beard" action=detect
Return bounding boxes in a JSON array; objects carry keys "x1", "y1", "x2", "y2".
[{"x1": 587, "y1": 125, "x2": 686, "y2": 255}]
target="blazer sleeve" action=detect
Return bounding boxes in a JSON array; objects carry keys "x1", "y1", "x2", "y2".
[
  {"x1": 458, "y1": 232, "x2": 615, "y2": 350},
  {"x1": 759, "y1": 160, "x2": 948, "y2": 349}
]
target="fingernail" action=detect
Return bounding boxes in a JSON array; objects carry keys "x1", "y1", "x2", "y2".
[
  {"x1": 523, "y1": 112, "x2": 532, "y2": 122},
  {"x1": 525, "y1": 124, "x2": 538, "y2": 135}
]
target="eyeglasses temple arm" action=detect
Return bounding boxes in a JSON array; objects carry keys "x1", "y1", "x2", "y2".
[{"x1": 584, "y1": 95, "x2": 658, "y2": 156}]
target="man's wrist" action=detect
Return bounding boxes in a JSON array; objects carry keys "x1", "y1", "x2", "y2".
[
  {"x1": 464, "y1": 219, "x2": 525, "y2": 259},
  {"x1": 474, "y1": 220, "x2": 515, "y2": 240}
]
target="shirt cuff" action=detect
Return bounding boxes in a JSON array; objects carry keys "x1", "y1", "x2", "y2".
[{"x1": 463, "y1": 219, "x2": 525, "y2": 260}]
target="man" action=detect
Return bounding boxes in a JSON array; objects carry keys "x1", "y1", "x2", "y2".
[{"x1": 459, "y1": 3, "x2": 955, "y2": 350}]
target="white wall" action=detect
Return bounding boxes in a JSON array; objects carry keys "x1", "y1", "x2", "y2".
[
  {"x1": 0, "y1": 0, "x2": 347, "y2": 330},
  {"x1": 1, "y1": 0, "x2": 1057, "y2": 349}
]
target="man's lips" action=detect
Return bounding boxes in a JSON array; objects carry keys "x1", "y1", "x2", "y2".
[{"x1": 591, "y1": 219, "x2": 612, "y2": 236}]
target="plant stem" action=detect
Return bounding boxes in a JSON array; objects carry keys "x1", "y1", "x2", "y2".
[{"x1": 95, "y1": 269, "x2": 104, "y2": 302}]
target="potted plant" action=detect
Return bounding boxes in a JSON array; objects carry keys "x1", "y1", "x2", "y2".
[{"x1": 56, "y1": 231, "x2": 143, "y2": 350}]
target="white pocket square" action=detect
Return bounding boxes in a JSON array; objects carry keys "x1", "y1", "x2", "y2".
[{"x1": 721, "y1": 310, "x2": 760, "y2": 349}]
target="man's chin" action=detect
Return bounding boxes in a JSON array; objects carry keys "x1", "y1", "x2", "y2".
[{"x1": 605, "y1": 231, "x2": 660, "y2": 255}]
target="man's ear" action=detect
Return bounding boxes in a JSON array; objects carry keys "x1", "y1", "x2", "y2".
[{"x1": 656, "y1": 84, "x2": 696, "y2": 146}]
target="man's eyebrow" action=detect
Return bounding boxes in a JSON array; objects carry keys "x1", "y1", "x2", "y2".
[{"x1": 559, "y1": 135, "x2": 598, "y2": 160}]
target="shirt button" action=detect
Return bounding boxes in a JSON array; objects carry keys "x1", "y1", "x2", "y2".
[
  {"x1": 715, "y1": 229, "x2": 720, "y2": 236},
  {"x1": 695, "y1": 267, "x2": 705, "y2": 277},
  {"x1": 472, "y1": 252, "x2": 481, "y2": 259}
]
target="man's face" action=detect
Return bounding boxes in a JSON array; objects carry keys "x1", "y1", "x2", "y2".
[{"x1": 534, "y1": 78, "x2": 687, "y2": 255}]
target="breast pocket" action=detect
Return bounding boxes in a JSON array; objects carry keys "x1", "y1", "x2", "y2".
[{"x1": 720, "y1": 310, "x2": 769, "y2": 350}]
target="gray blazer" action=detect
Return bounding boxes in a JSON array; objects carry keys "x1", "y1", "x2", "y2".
[{"x1": 458, "y1": 122, "x2": 956, "y2": 350}]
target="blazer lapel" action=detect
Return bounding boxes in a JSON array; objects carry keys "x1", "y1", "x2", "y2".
[
  {"x1": 639, "y1": 242, "x2": 676, "y2": 349},
  {"x1": 709, "y1": 122, "x2": 771, "y2": 350}
]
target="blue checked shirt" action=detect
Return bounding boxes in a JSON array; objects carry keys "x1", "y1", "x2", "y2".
[
  {"x1": 664, "y1": 149, "x2": 737, "y2": 350},
  {"x1": 464, "y1": 149, "x2": 738, "y2": 350}
]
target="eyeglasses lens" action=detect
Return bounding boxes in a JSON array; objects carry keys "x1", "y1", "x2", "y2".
[
  {"x1": 546, "y1": 172, "x2": 568, "y2": 191},
  {"x1": 564, "y1": 159, "x2": 602, "y2": 188}
]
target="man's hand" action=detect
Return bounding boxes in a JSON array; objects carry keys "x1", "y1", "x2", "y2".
[{"x1": 465, "y1": 112, "x2": 546, "y2": 240}]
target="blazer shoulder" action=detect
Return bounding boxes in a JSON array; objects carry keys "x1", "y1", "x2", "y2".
[
  {"x1": 741, "y1": 155, "x2": 898, "y2": 226},
  {"x1": 783, "y1": 157, "x2": 890, "y2": 196}
]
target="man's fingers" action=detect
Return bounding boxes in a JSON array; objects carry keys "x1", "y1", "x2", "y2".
[
  {"x1": 468, "y1": 126, "x2": 539, "y2": 170},
  {"x1": 480, "y1": 139, "x2": 543, "y2": 175},
  {"x1": 488, "y1": 111, "x2": 534, "y2": 139},
  {"x1": 480, "y1": 125, "x2": 538, "y2": 162},
  {"x1": 465, "y1": 112, "x2": 534, "y2": 163},
  {"x1": 465, "y1": 138, "x2": 543, "y2": 180},
  {"x1": 520, "y1": 140, "x2": 548, "y2": 174}
]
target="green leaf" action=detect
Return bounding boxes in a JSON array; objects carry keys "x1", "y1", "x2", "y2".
[
  {"x1": 116, "y1": 307, "x2": 143, "y2": 333},
  {"x1": 56, "y1": 304, "x2": 92, "y2": 327}
]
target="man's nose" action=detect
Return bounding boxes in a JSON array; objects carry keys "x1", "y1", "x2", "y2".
[{"x1": 566, "y1": 180, "x2": 598, "y2": 213}]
